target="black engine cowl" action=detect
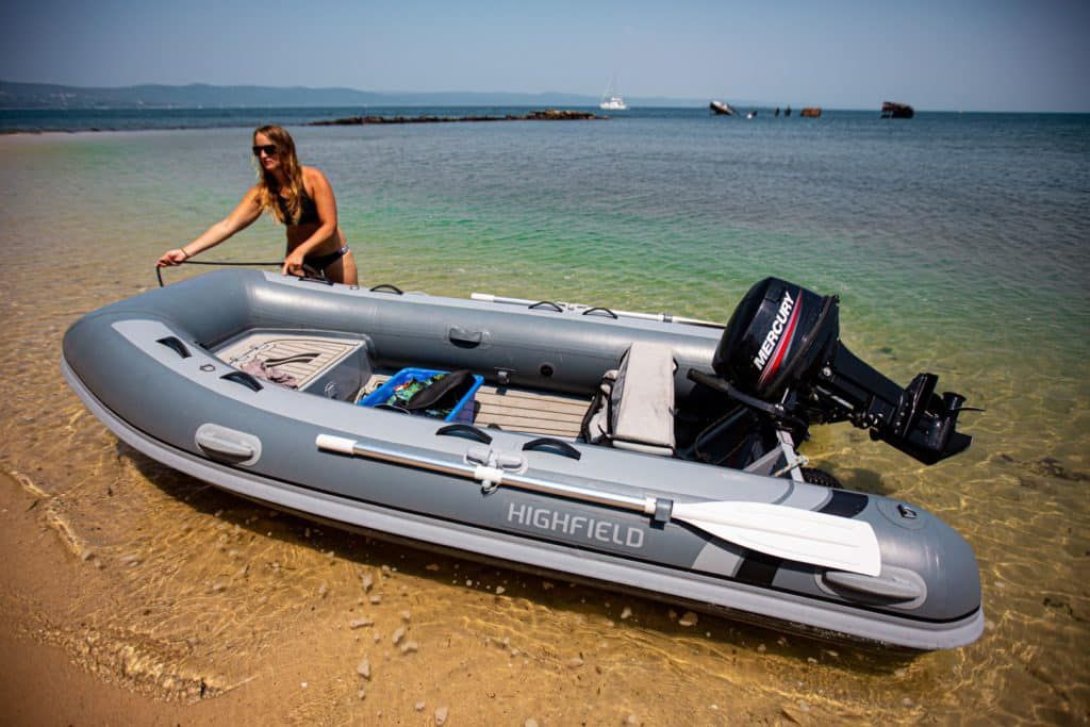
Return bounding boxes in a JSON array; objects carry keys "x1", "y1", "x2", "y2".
[
  {"x1": 712, "y1": 277, "x2": 973, "y2": 465},
  {"x1": 713, "y1": 277, "x2": 840, "y2": 401}
]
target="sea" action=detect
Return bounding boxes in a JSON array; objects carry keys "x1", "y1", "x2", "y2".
[{"x1": 1, "y1": 106, "x2": 1087, "y2": 723}]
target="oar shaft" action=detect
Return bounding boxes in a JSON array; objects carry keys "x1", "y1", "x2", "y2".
[
  {"x1": 316, "y1": 434, "x2": 655, "y2": 513},
  {"x1": 502, "y1": 470, "x2": 655, "y2": 513},
  {"x1": 470, "y1": 292, "x2": 721, "y2": 328}
]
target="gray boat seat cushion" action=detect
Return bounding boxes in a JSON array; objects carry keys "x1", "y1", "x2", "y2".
[{"x1": 583, "y1": 341, "x2": 677, "y2": 455}]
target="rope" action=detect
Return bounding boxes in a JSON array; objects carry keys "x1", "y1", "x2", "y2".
[{"x1": 156, "y1": 259, "x2": 282, "y2": 287}]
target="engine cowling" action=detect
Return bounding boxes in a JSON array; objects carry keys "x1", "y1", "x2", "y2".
[{"x1": 712, "y1": 277, "x2": 972, "y2": 465}]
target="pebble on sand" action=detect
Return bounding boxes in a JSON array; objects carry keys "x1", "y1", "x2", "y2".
[
  {"x1": 356, "y1": 657, "x2": 371, "y2": 680},
  {"x1": 349, "y1": 617, "x2": 374, "y2": 629},
  {"x1": 678, "y1": 611, "x2": 699, "y2": 627},
  {"x1": 435, "y1": 706, "x2": 450, "y2": 725}
]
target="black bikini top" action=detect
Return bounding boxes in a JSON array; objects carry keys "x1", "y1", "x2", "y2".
[{"x1": 278, "y1": 187, "x2": 320, "y2": 226}]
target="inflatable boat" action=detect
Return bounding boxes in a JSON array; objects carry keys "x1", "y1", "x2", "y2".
[{"x1": 61, "y1": 270, "x2": 983, "y2": 650}]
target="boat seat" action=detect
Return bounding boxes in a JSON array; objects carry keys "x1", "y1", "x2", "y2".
[{"x1": 580, "y1": 341, "x2": 677, "y2": 456}]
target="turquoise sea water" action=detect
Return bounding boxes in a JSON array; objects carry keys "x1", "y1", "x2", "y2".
[{"x1": 1, "y1": 107, "x2": 1088, "y2": 722}]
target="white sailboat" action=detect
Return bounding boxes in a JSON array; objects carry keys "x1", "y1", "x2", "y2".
[
  {"x1": 600, "y1": 95, "x2": 627, "y2": 111},
  {"x1": 599, "y1": 75, "x2": 628, "y2": 111}
]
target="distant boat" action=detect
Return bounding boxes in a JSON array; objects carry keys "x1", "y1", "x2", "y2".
[
  {"x1": 599, "y1": 76, "x2": 628, "y2": 111},
  {"x1": 746, "y1": 110, "x2": 758, "y2": 119},
  {"x1": 800, "y1": 107, "x2": 822, "y2": 118},
  {"x1": 599, "y1": 95, "x2": 628, "y2": 111},
  {"x1": 881, "y1": 101, "x2": 914, "y2": 119},
  {"x1": 709, "y1": 100, "x2": 736, "y2": 116}
]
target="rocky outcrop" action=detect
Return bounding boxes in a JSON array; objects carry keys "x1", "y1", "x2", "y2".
[{"x1": 310, "y1": 110, "x2": 603, "y2": 126}]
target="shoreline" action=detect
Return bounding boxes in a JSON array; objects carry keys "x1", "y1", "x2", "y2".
[{"x1": 0, "y1": 470, "x2": 232, "y2": 724}]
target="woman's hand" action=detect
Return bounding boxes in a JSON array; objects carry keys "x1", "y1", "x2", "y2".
[
  {"x1": 282, "y1": 250, "x2": 307, "y2": 277},
  {"x1": 157, "y1": 248, "x2": 189, "y2": 267}
]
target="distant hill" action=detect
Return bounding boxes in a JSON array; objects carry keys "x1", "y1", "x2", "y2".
[
  {"x1": 0, "y1": 81, "x2": 379, "y2": 109},
  {"x1": 0, "y1": 80, "x2": 702, "y2": 109}
]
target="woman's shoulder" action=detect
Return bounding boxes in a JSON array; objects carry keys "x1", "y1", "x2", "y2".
[
  {"x1": 301, "y1": 165, "x2": 329, "y2": 183},
  {"x1": 301, "y1": 165, "x2": 333, "y2": 194}
]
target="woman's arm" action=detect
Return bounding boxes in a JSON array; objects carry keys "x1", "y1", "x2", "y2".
[
  {"x1": 281, "y1": 168, "x2": 339, "y2": 275},
  {"x1": 157, "y1": 186, "x2": 264, "y2": 267}
]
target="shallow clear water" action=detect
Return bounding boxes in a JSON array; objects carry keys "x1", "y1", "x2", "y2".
[{"x1": 1, "y1": 108, "x2": 1087, "y2": 723}]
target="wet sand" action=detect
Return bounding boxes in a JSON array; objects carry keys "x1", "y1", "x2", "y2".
[
  {"x1": 0, "y1": 466, "x2": 901, "y2": 726},
  {"x1": 0, "y1": 472, "x2": 212, "y2": 725}
]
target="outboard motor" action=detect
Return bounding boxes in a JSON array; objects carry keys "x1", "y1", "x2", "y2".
[{"x1": 700, "y1": 277, "x2": 972, "y2": 465}]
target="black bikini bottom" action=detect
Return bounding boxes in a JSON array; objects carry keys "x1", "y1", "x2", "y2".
[{"x1": 304, "y1": 245, "x2": 350, "y2": 272}]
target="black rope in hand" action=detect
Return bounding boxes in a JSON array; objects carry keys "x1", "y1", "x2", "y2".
[{"x1": 156, "y1": 259, "x2": 285, "y2": 287}]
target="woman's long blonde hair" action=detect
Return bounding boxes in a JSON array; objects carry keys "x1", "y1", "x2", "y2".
[{"x1": 253, "y1": 125, "x2": 306, "y2": 224}]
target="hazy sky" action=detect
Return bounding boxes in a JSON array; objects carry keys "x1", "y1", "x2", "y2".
[{"x1": 1, "y1": 0, "x2": 1087, "y2": 111}]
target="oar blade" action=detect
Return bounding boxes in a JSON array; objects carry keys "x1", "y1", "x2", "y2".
[{"x1": 671, "y1": 500, "x2": 882, "y2": 576}]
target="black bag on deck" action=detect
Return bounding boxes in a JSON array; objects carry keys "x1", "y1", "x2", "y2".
[{"x1": 404, "y1": 370, "x2": 475, "y2": 412}]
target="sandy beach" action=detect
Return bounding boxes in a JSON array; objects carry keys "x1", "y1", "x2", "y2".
[
  {"x1": 0, "y1": 472, "x2": 232, "y2": 725},
  {"x1": 1, "y1": 465, "x2": 871, "y2": 726}
]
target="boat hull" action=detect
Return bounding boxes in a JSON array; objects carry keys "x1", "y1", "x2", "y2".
[{"x1": 61, "y1": 270, "x2": 984, "y2": 649}]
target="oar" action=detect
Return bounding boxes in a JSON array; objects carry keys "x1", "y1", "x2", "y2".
[
  {"x1": 670, "y1": 500, "x2": 881, "y2": 576},
  {"x1": 470, "y1": 292, "x2": 722, "y2": 329},
  {"x1": 316, "y1": 434, "x2": 881, "y2": 576}
]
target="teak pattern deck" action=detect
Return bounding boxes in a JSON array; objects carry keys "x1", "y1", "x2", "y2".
[
  {"x1": 472, "y1": 385, "x2": 588, "y2": 438},
  {"x1": 216, "y1": 334, "x2": 363, "y2": 391},
  {"x1": 362, "y1": 376, "x2": 589, "y2": 438},
  {"x1": 214, "y1": 334, "x2": 591, "y2": 439}
]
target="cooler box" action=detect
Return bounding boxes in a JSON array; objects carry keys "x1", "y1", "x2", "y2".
[{"x1": 359, "y1": 368, "x2": 483, "y2": 423}]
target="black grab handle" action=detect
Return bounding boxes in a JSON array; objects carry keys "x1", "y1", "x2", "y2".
[
  {"x1": 581, "y1": 307, "x2": 618, "y2": 320},
  {"x1": 156, "y1": 336, "x2": 192, "y2": 359},
  {"x1": 369, "y1": 284, "x2": 404, "y2": 295},
  {"x1": 295, "y1": 273, "x2": 335, "y2": 286},
  {"x1": 220, "y1": 371, "x2": 263, "y2": 392},
  {"x1": 435, "y1": 423, "x2": 493, "y2": 444},
  {"x1": 522, "y1": 438, "x2": 582, "y2": 460},
  {"x1": 528, "y1": 301, "x2": 563, "y2": 312}
]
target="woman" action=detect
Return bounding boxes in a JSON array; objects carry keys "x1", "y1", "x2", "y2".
[{"x1": 157, "y1": 125, "x2": 358, "y2": 285}]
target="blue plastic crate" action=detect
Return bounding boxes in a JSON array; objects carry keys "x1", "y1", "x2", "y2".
[{"x1": 359, "y1": 367, "x2": 483, "y2": 423}]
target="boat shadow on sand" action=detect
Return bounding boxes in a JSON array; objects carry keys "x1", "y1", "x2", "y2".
[{"x1": 123, "y1": 442, "x2": 920, "y2": 674}]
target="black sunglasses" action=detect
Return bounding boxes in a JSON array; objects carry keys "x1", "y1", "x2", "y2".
[{"x1": 252, "y1": 144, "x2": 279, "y2": 156}]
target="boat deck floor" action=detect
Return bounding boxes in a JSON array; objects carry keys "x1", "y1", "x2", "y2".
[
  {"x1": 215, "y1": 333, "x2": 363, "y2": 391},
  {"x1": 472, "y1": 385, "x2": 588, "y2": 438},
  {"x1": 214, "y1": 333, "x2": 591, "y2": 439}
]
